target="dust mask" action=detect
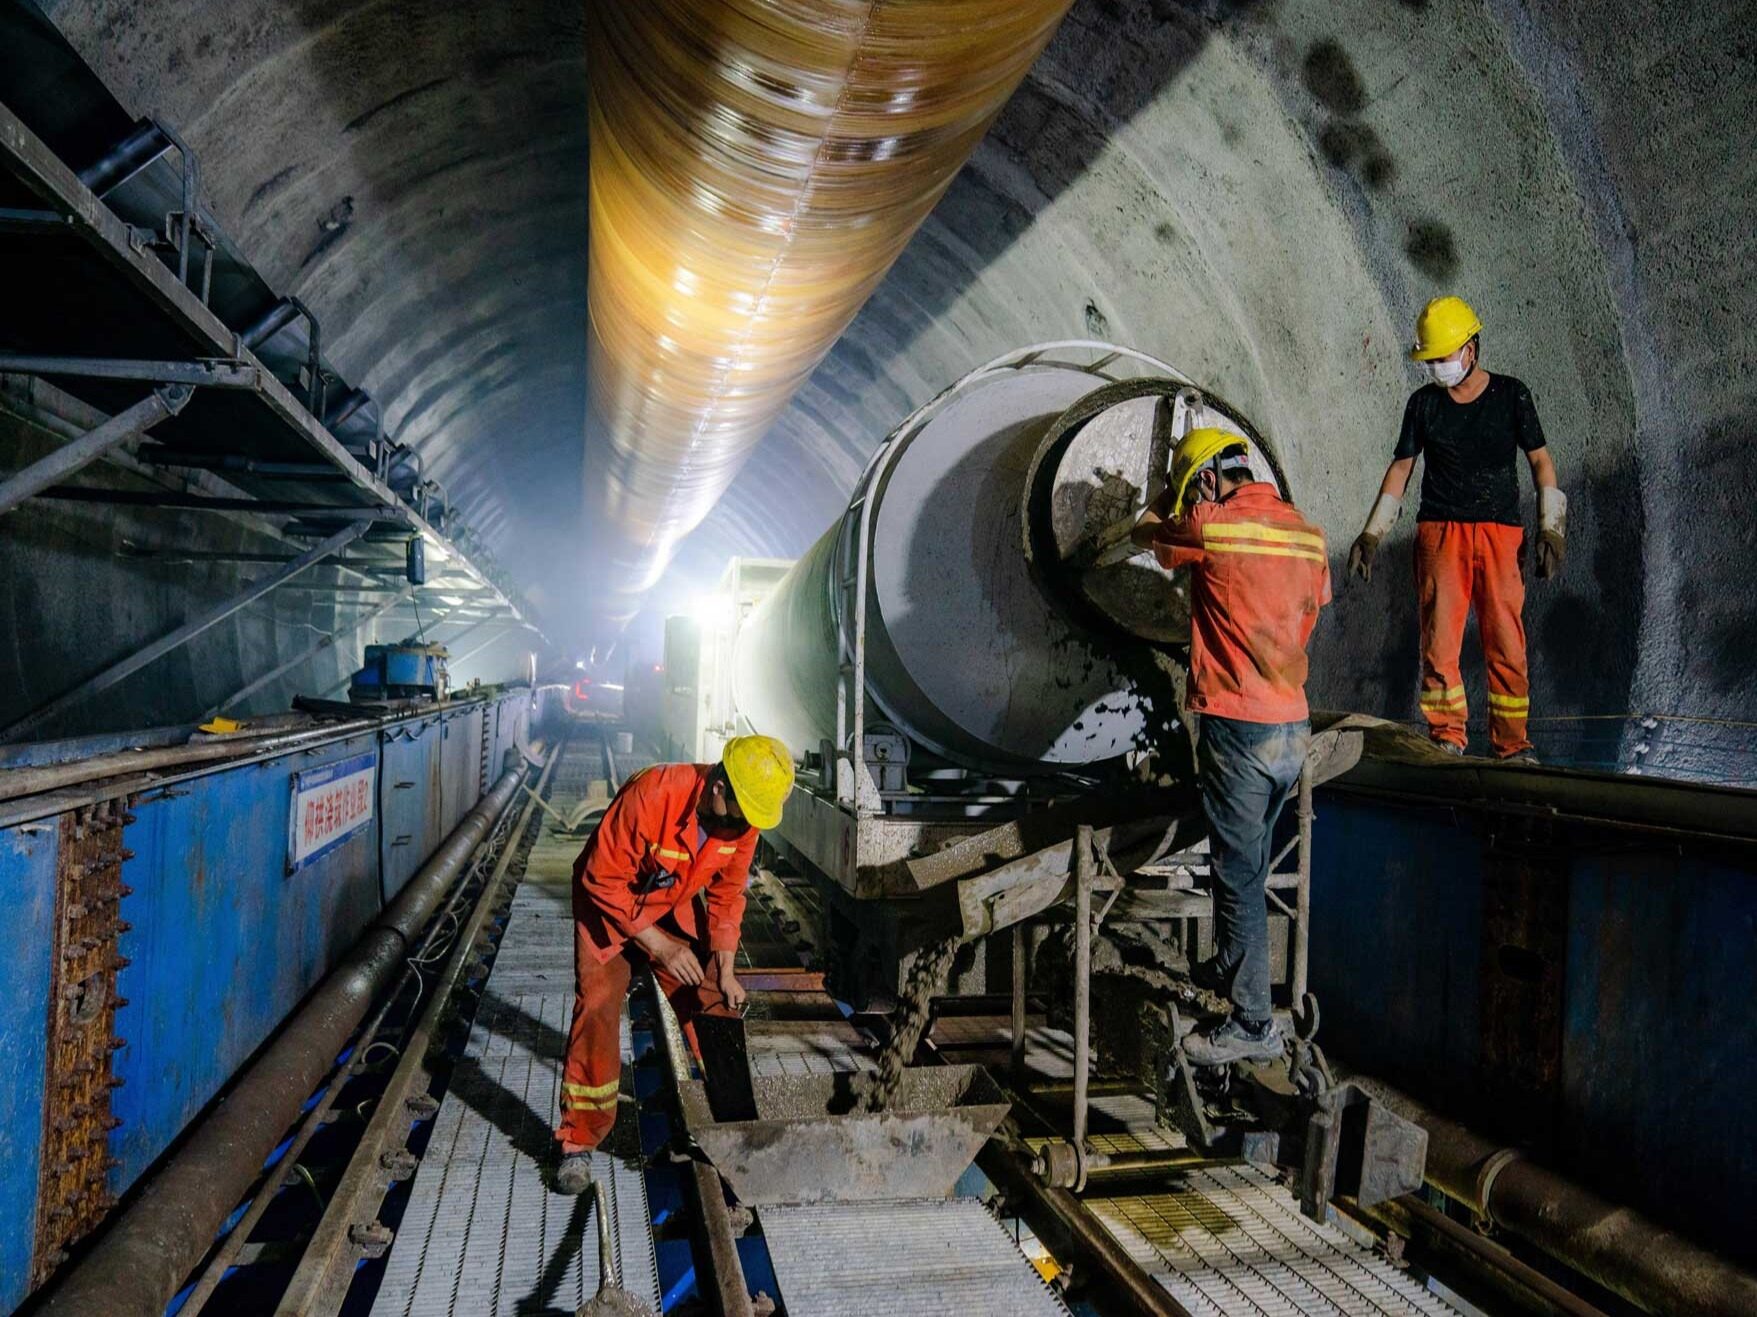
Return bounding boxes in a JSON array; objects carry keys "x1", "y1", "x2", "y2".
[{"x1": 1425, "y1": 354, "x2": 1470, "y2": 388}]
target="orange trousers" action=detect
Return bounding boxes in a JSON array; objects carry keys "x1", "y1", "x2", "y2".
[
  {"x1": 1415, "y1": 521, "x2": 1533, "y2": 757},
  {"x1": 556, "y1": 905, "x2": 726, "y2": 1151}
]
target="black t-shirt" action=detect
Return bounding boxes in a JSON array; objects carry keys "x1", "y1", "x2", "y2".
[{"x1": 1394, "y1": 374, "x2": 1547, "y2": 525}]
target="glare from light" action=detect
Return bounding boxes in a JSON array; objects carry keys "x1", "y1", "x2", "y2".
[
  {"x1": 686, "y1": 592, "x2": 736, "y2": 632},
  {"x1": 437, "y1": 594, "x2": 464, "y2": 606}
]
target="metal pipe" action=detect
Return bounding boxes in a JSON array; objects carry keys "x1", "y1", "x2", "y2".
[
  {"x1": 1291, "y1": 758, "x2": 1313, "y2": 1002},
  {"x1": 240, "y1": 297, "x2": 300, "y2": 349},
  {"x1": 137, "y1": 450, "x2": 343, "y2": 478},
  {"x1": 33, "y1": 486, "x2": 393, "y2": 515},
  {"x1": 1341, "y1": 1072, "x2": 1757, "y2": 1317},
  {"x1": 1347, "y1": 1195, "x2": 1608, "y2": 1317},
  {"x1": 0, "y1": 385, "x2": 189, "y2": 517},
  {"x1": 1072, "y1": 823, "x2": 1093, "y2": 1189},
  {"x1": 39, "y1": 767, "x2": 526, "y2": 1317},
  {"x1": 77, "y1": 119, "x2": 172, "y2": 197},
  {"x1": 0, "y1": 716, "x2": 385, "y2": 805},
  {"x1": 1010, "y1": 922, "x2": 1027, "y2": 1078},
  {"x1": 0, "y1": 522, "x2": 370, "y2": 744},
  {"x1": 323, "y1": 387, "x2": 370, "y2": 429}
]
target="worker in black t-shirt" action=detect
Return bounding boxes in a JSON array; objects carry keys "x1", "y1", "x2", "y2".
[{"x1": 1346, "y1": 296, "x2": 1567, "y2": 762}]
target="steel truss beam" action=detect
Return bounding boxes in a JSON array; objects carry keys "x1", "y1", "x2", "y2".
[
  {"x1": 0, "y1": 386, "x2": 189, "y2": 516},
  {"x1": 0, "y1": 354, "x2": 257, "y2": 389}
]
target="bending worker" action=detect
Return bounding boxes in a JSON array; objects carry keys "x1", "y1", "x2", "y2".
[
  {"x1": 554, "y1": 734, "x2": 793, "y2": 1194},
  {"x1": 1348, "y1": 296, "x2": 1566, "y2": 762},
  {"x1": 1130, "y1": 429, "x2": 1330, "y2": 1066}
]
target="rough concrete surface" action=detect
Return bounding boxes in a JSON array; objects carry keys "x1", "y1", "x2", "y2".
[{"x1": 21, "y1": 0, "x2": 1755, "y2": 773}]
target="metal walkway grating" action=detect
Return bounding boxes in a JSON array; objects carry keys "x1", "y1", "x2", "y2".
[
  {"x1": 370, "y1": 755, "x2": 659, "y2": 1316},
  {"x1": 760, "y1": 1198, "x2": 1070, "y2": 1316},
  {"x1": 1088, "y1": 1164, "x2": 1461, "y2": 1317}
]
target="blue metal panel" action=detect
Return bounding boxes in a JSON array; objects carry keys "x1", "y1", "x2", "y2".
[
  {"x1": 438, "y1": 708, "x2": 479, "y2": 836},
  {"x1": 1312, "y1": 790, "x2": 1757, "y2": 1267},
  {"x1": 1309, "y1": 797, "x2": 1484, "y2": 1106},
  {"x1": 109, "y1": 732, "x2": 383, "y2": 1190},
  {"x1": 378, "y1": 716, "x2": 442, "y2": 902},
  {"x1": 1563, "y1": 853, "x2": 1757, "y2": 1263},
  {"x1": 0, "y1": 823, "x2": 57, "y2": 1315}
]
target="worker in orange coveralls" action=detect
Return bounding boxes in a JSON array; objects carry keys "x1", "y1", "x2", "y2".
[
  {"x1": 554, "y1": 734, "x2": 793, "y2": 1194},
  {"x1": 1130, "y1": 428, "x2": 1330, "y2": 1066},
  {"x1": 1347, "y1": 296, "x2": 1566, "y2": 763}
]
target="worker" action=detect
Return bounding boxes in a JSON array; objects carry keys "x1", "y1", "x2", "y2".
[
  {"x1": 554, "y1": 734, "x2": 794, "y2": 1194},
  {"x1": 1347, "y1": 296, "x2": 1566, "y2": 762},
  {"x1": 1129, "y1": 428, "x2": 1330, "y2": 1066}
]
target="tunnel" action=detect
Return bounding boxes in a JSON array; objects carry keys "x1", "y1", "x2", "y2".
[{"x1": 0, "y1": 1, "x2": 1752, "y2": 1315}]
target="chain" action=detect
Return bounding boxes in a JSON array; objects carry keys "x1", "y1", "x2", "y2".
[{"x1": 852, "y1": 934, "x2": 963, "y2": 1113}]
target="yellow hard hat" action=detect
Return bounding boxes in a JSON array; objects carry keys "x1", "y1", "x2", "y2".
[
  {"x1": 1167, "y1": 427, "x2": 1251, "y2": 517},
  {"x1": 1410, "y1": 295, "x2": 1483, "y2": 361},
  {"x1": 721, "y1": 734, "x2": 794, "y2": 830}
]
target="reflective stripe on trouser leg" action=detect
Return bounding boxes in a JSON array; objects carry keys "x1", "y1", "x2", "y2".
[
  {"x1": 558, "y1": 922, "x2": 632, "y2": 1151},
  {"x1": 1475, "y1": 523, "x2": 1533, "y2": 756},
  {"x1": 1416, "y1": 522, "x2": 1473, "y2": 748}
]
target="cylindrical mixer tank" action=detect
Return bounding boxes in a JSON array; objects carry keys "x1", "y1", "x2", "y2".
[{"x1": 732, "y1": 343, "x2": 1283, "y2": 777}]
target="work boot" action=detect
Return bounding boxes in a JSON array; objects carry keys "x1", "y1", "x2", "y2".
[
  {"x1": 1182, "y1": 1015, "x2": 1283, "y2": 1067},
  {"x1": 554, "y1": 1151, "x2": 594, "y2": 1196},
  {"x1": 1498, "y1": 750, "x2": 1540, "y2": 766},
  {"x1": 1433, "y1": 740, "x2": 1466, "y2": 757}
]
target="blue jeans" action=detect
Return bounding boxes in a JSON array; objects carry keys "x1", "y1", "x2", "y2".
[{"x1": 1197, "y1": 715, "x2": 1308, "y2": 1022}]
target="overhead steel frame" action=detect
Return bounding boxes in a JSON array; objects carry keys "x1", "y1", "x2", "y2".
[
  {"x1": 0, "y1": 102, "x2": 539, "y2": 636},
  {"x1": 0, "y1": 522, "x2": 372, "y2": 743}
]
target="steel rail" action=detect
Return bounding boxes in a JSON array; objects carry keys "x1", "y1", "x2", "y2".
[
  {"x1": 651, "y1": 981, "x2": 755, "y2": 1317},
  {"x1": 0, "y1": 385, "x2": 189, "y2": 516},
  {"x1": 1340, "y1": 1072, "x2": 1757, "y2": 1317}
]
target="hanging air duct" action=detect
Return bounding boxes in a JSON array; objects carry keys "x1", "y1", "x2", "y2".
[{"x1": 584, "y1": 0, "x2": 1075, "y2": 610}]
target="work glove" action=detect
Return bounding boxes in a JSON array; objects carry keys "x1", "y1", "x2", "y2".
[
  {"x1": 1347, "y1": 533, "x2": 1380, "y2": 583},
  {"x1": 1348, "y1": 493, "x2": 1401, "y2": 583},
  {"x1": 1535, "y1": 487, "x2": 1567, "y2": 580}
]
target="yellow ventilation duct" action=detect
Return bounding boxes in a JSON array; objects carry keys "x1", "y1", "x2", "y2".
[{"x1": 584, "y1": 0, "x2": 1073, "y2": 608}]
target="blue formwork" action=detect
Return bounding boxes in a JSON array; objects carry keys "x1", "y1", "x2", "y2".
[
  {"x1": 379, "y1": 715, "x2": 444, "y2": 902},
  {"x1": 1309, "y1": 791, "x2": 1757, "y2": 1269},
  {"x1": 110, "y1": 730, "x2": 385, "y2": 1188},
  {"x1": 0, "y1": 691, "x2": 532, "y2": 1316},
  {"x1": 0, "y1": 825, "x2": 58, "y2": 1314}
]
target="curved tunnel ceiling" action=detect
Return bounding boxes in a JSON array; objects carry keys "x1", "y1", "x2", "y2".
[{"x1": 35, "y1": 0, "x2": 1755, "y2": 778}]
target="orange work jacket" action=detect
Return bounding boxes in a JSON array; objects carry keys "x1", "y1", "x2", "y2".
[
  {"x1": 572, "y1": 763, "x2": 757, "y2": 965},
  {"x1": 1152, "y1": 482, "x2": 1331, "y2": 724}
]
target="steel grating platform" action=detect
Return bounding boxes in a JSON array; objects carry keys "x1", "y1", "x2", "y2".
[
  {"x1": 370, "y1": 758, "x2": 659, "y2": 1316},
  {"x1": 1088, "y1": 1164, "x2": 1462, "y2": 1317},
  {"x1": 760, "y1": 1198, "x2": 1070, "y2": 1316}
]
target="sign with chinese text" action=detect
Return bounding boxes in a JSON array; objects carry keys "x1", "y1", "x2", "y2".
[{"x1": 288, "y1": 753, "x2": 376, "y2": 871}]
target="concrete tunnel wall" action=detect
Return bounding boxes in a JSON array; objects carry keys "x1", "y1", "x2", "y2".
[{"x1": 16, "y1": 0, "x2": 1755, "y2": 776}]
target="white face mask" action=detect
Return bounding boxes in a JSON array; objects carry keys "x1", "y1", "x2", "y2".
[{"x1": 1425, "y1": 351, "x2": 1471, "y2": 388}]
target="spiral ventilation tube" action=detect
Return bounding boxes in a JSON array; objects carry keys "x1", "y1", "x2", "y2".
[{"x1": 584, "y1": 0, "x2": 1074, "y2": 617}]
